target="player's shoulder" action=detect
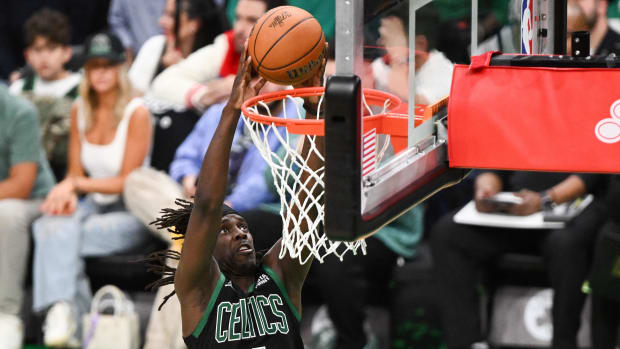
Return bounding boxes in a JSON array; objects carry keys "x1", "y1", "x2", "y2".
[{"x1": 260, "y1": 245, "x2": 286, "y2": 279}]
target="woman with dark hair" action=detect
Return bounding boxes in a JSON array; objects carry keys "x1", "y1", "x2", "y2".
[
  {"x1": 123, "y1": 0, "x2": 230, "y2": 182},
  {"x1": 129, "y1": 0, "x2": 229, "y2": 94}
]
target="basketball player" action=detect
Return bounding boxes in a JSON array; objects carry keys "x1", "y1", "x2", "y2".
[{"x1": 147, "y1": 44, "x2": 326, "y2": 348}]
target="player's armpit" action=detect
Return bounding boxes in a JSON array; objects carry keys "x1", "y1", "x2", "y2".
[{"x1": 262, "y1": 239, "x2": 306, "y2": 319}]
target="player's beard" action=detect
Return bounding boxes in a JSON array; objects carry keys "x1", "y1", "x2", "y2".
[{"x1": 221, "y1": 254, "x2": 258, "y2": 277}]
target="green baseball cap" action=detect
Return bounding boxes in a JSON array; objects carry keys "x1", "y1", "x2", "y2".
[{"x1": 82, "y1": 32, "x2": 126, "y2": 64}]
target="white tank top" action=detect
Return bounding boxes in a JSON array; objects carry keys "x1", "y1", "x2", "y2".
[{"x1": 77, "y1": 97, "x2": 143, "y2": 204}]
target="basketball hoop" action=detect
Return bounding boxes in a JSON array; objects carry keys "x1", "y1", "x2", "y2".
[{"x1": 241, "y1": 87, "x2": 402, "y2": 263}]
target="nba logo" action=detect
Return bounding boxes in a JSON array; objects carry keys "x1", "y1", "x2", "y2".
[{"x1": 521, "y1": 0, "x2": 534, "y2": 54}]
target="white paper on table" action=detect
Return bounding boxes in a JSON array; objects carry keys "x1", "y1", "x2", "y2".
[{"x1": 453, "y1": 201, "x2": 565, "y2": 229}]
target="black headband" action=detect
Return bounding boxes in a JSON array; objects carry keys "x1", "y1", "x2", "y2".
[{"x1": 222, "y1": 204, "x2": 241, "y2": 218}]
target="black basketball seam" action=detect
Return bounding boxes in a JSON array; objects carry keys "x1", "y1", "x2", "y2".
[
  {"x1": 261, "y1": 31, "x2": 324, "y2": 71},
  {"x1": 257, "y1": 16, "x2": 315, "y2": 72},
  {"x1": 252, "y1": 7, "x2": 283, "y2": 61}
]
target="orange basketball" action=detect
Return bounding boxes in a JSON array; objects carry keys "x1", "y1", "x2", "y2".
[{"x1": 247, "y1": 6, "x2": 326, "y2": 85}]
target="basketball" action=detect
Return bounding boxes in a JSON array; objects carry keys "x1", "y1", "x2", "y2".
[{"x1": 247, "y1": 6, "x2": 326, "y2": 85}]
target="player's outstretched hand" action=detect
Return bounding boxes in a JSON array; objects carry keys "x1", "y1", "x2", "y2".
[{"x1": 228, "y1": 43, "x2": 267, "y2": 110}]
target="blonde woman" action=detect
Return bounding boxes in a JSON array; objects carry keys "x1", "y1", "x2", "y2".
[{"x1": 32, "y1": 32, "x2": 152, "y2": 348}]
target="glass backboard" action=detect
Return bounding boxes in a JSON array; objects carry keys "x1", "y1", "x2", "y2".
[
  {"x1": 323, "y1": 0, "x2": 471, "y2": 241},
  {"x1": 323, "y1": 0, "x2": 566, "y2": 241}
]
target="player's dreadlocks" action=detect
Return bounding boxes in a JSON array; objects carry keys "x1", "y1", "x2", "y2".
[
  {"x1": 143, "y1": 198, "x2": 266, "y2": 310},
  {"x1": 143, "y1": 198, "x2": 192, "y2": 310}
]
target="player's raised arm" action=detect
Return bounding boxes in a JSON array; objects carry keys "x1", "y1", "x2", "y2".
[{"x1": 172, "y1": 50, "x2": 266, "y2": 327}]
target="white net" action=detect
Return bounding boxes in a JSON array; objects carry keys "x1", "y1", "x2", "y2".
[{"x1": 241, "y1": 92, "x2": 367, "y2": 264}]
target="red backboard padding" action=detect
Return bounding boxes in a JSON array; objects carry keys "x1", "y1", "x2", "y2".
[{"x1": 448, "y1": 54, "x2": 620, "y2": 173}]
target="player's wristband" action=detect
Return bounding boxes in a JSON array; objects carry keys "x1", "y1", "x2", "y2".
[{"x1": 303, "y1": 101, "x2": 325, "y2": 117}]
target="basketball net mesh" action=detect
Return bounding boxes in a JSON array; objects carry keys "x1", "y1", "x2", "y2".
[{"x1": 241, "y1": 94, "x2": 367, "y2": 264}]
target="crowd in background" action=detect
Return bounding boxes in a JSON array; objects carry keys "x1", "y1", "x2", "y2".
[{"x1": 1, "y1": 0, "x2": 620, "y2": 349}]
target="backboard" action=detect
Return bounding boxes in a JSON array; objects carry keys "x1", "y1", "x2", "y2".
[
  {"x1": 323, "y1": 0, "x2": 565, "y2": 241},
  {"x1": 323, "y1": 0, "x2": 469, "y2": 241}
]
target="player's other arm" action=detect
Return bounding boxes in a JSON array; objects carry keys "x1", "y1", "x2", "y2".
[
  {"x1": 262, "y1": 133, "x2": 323, "y2": 319},
  {"x1": 264, "y1": 49, "x2": 328, "y2": 313}
]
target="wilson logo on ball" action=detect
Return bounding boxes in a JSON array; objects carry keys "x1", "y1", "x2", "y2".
[
  {"x1": 248, "y1": 6, "x2": 325, "y2": 85},
  {"x1": 269, "y1": 12, "x2": 292, "y2": 28},
  {"x1": 286, "y1": 47, "x2": 326, "y2": 81}
]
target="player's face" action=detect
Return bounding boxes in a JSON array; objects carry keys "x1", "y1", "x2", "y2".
[
  {"x1": 234, "y1": 0, "x2": 267, "y2": 53},
  {"x1": 213, "y1": 214, "x2": 257, "y2": 273},
  {"x1": 25, "y1": 36, "x2": 71, "y2": 81}
]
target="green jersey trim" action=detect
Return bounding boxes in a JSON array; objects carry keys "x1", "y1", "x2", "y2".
[
  {"x1": 261, "y1": 265, "x2": 301, "y2": 322},
  {"x1": 192, "y1": 273, "x2": 226, "y2": 338},
  {"x1": 248, "y1": 281, "x2": 256, "y2": 293}
]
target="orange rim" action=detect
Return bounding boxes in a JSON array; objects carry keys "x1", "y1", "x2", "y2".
[{"x1": 241, "y1": 87, "x2": 403, "y2": 136}]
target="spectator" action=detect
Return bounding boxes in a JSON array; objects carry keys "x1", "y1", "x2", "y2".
[
  {"x1": 590, "y1": 174, "x2": 620, "y2": 349},
  {"x1": 130, "y1": 0, "x2": 230, "y2": 174},
  {"x1": 108, "y1": 0, "x2": 166, "y2": 61},
  {"x1": 150, "y1": 0, "x2": 286, "y2": 112},
  {"x1": 312, "y1": 207, "x2": 424, "y2": 349},
  {"x1": 430, "y1": 172, "x2": 607, "y2": 349},
  {"x1": 477, "y1": 0, "x2": 619, "y2": 56},
  {"x1": 129, "y1": 0, "x2": 229, "y2": 94},
  {"x1": 31, "y1": 32, "x2": 152, "y2": 348},
  {"x1": 10, "y1": 8, "x2": 80, "y2": 98},
  {"x1": 130, "y1": 0, "x2": 229, "y2": 175},
  {"x1": 434, "y1": 0, "x2": 509, "y2": 63},
  {"x1": 0, "y1": 86, "x2": 55, "y2": 349},
  {"x1": 9, "y1": 8, "x2": 82, "y2": 180},
  {"x1": 372, "y1": 4, "x2": 453, "y2": 104},
  {"x1": 225, "y1": 0, "x2": 336, "y2": 41},
  {"x1": 0, "y1": 0, "x2": 110, "y2": 81},
  {"x1": 572, "y1": 0, "x2": 620, "y2": 55},
  {"x1": 567, "y1": 0, "x2": 593, "y2": 54}
]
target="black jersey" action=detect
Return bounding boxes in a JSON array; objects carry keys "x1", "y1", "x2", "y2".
[{"x1": 183, "y1": 265, "x2": 304, "y2": 349}]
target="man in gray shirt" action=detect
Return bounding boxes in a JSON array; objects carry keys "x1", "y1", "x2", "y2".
[{"x1": 0, "y1": 85, "x2": 55, "y2": 349}]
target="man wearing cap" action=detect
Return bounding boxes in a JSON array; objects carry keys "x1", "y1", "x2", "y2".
[{"x1": 0, "y1": 85, "x2": 55, "y2": 349}]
